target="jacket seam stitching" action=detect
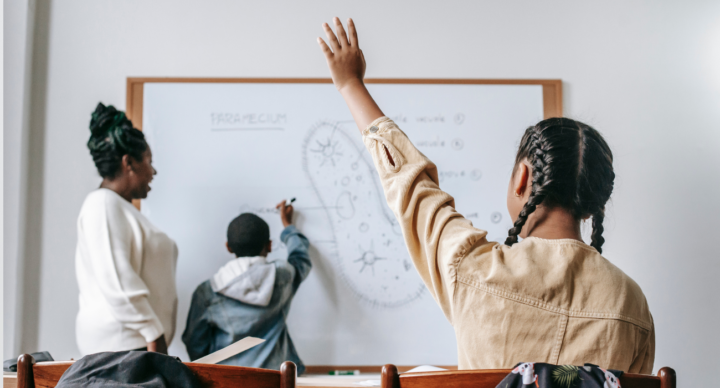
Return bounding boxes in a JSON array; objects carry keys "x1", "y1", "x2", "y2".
[
  {"x1": 451, "y1": 248, "x2": 465, "y2": 326},
  {"x1": 523, "y1": 237, "x2": 598, "y2": 253},
  {"x1": 457, "y1": 276, "x2": 652, "y2": 331},
  {"x1": 551, "y1": 314, "x2": 569, "y2": 364}
]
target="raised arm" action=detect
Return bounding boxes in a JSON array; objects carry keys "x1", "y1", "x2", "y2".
[{"x1": 317, "y1": 20, "x2": 491, "y2": 321}]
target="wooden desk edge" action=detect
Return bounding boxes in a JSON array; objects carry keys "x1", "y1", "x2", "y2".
[{"x1": 303, "y1": 365, "x2": 458, "y2": 374}]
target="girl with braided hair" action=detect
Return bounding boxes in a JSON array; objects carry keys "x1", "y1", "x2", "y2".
[
  {"x1": 318, "y1": 18, "x2": 654, "y2": 372},
  {"x1": 75, "y1": 103, "x2": 178, "y2": 356}
]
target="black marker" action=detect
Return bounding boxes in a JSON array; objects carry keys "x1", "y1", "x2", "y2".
[{"x1": 288, "y1": 198, "x2": 296, "y2": 204}]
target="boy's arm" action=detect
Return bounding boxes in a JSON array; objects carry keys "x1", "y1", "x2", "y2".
[
  {"x1": 182, "y1": 285, "x2": 213, "y2": 361},
  {"x1": 276, "y1": 199, "x2": 312, "y2": 291},
  {"x1": 281, "y1": 225, "x2": 312, "y2": 291}
]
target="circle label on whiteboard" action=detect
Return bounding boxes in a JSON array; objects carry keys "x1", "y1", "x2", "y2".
[{"x1": 451, "y1": 138, "x2": 464, "y2": 150}]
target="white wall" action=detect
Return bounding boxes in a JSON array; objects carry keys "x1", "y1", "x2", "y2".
[
  {"x1": 3, "y1": 0, "x2": 36, "y2": 359},
  {"x1": 5, "y1": 0, "x2": 719, "y2": 384}
]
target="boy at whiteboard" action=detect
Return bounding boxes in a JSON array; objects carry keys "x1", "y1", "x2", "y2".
[{"x1": 182, "y1": 200, "x2": 311, "y2": 374}]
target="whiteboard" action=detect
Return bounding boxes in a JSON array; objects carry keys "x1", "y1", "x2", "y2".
[{"x1": 139, "y1": 81, "x2": 546, "y2": 365}]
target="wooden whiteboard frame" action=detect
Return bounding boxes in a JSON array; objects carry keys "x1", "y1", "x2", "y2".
[{"x1": 126, "y1": 78, "x2": 562, "y2": 131}]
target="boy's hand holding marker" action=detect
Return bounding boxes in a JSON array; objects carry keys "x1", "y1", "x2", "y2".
[{"x1": 276, "y1": 198, "x2": 295, "y2": 228}]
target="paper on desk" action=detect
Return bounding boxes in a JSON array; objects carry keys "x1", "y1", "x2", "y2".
[
  {"x1": 193, "y1": 337, "x2": 265, "y2": 364},
  {"x1": 356, "y1": 380, "x2": 381, "y2": 387},
  {"x1": 403, "y1": 365, "x2": 448, "y2": 373}
]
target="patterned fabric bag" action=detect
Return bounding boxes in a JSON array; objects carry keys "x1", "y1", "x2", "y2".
[{"x1": 497, "y1": 363, "x2": 623, "y2": 388}]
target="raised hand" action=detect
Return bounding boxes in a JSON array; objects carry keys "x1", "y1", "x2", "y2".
[
  {"x1": 317, "y1": 17, "x2": 366, "y2": 92},
  {"x1": 316, "y1": 17, "x2": 384, "y2": 132}
]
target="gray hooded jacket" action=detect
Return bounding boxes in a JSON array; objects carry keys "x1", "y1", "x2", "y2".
[{"x1": 182, "y1": 225, "x2": 311, "y2": 374}]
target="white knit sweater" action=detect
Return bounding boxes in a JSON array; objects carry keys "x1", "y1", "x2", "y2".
[{"x1": 75, "y1": 188, "x2": 178, "y2": 354}]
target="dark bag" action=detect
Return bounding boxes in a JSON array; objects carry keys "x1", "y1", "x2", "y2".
[
  {"x1": 497, "y1": 363, "x2": 624, "y2": 388},
  {"x1": 3, "y1": 351, "x2": 54, "y2": 372},
  {"x1": 56, "y1": 351, "x2": 200, "y2": 388}
]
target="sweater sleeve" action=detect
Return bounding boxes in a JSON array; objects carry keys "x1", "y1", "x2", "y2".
[
  {"x1": 280, "y1": 225, "x2": 312, "y2": 292},
  {"x1": 361, "y1": 117, "x2": 492, "y2": 322},
  {"x1": 78, "y1": 192, "x2": 164, "y2": 342}
]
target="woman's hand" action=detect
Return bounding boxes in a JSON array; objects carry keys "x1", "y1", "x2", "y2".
[
  {"x1": 318, "y1": 17, "x2": 365, "y2": 92},
  {"x1": 317, "y1": 17, "x2": 384, "y2": 132},
  {"x1": 147, "y1": 334, "x2": 168, "y2": 354},
  {"x1": 277, "y1": 200, "x2": 294, "y2": 228}
]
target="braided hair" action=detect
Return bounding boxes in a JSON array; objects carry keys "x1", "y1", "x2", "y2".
[
  {"x1": 87, "y1": 103, "x2": 147, "y2": 178},
  {"x1": 504, "y1": 118, "x2": 615, "y2": 253}
]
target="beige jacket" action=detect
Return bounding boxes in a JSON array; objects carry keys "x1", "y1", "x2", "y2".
[{"x1": 362, "y1": 117, "x2": 655, "y2": 373}]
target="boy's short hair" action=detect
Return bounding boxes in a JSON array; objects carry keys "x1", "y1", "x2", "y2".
[{"x1": 227, "y1": 213, "x2": 270, "y2": 257}]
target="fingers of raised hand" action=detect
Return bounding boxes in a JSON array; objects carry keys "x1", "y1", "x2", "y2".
[
  {"x1": 333, "y1": 16, "x2": 349, "y2": 48},
  {"x1": 317, "y1": 37, "x2": 333, "y2": 57},
  {"x1": 276, "y1": 200, "x2": 286, "y2": 209},
  {"x1": 322, "y1": 22, "x2": 341, "y2": 51},
  {"x1": 347, "y1": 18, "x2": 358, "y2": 47}
]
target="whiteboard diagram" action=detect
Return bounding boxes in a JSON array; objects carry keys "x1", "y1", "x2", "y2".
[{"x1": 304, "y1": 121, "x2": 425, "y2": 307}]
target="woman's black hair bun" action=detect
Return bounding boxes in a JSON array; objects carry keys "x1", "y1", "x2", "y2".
[
  {"x1": 89, "y1": 103, "x2": 132, "y2": 139},
  {"x1": 87, "y1": 102, "x2": 147, "y2": 178}
]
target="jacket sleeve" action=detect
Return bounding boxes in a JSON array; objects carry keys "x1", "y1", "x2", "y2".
[
  {"x1": 78, "y1": 192, "x2": 164, "y2": 342},
  {"x1": 182, "y1": 285, "x2": 213, "y2": 361},
  {"x1": 280, "y1": 225, "x2": 312, "y2": 292},
  {"x1": 361, "y1": 117, "x2": 491, "y2": 322},
  {"x1": 632, "y1": 316, "x2": 656, "y2": 374}
]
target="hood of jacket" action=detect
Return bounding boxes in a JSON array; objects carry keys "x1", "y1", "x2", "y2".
[{"x1": 210, "y1": 256, "x2": 276, "y2": 306}]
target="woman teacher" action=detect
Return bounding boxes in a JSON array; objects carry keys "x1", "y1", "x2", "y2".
[{"x1": 75, "y1": 103, "x2": 177, "y2": 354}]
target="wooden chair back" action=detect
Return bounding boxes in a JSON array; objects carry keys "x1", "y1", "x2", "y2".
[
  {"x1": 380, "y1": 364, "x2": 676, "y2": 388},
  {"x1": 16, "y1": 354, "x2": 296, "y2": 388}
]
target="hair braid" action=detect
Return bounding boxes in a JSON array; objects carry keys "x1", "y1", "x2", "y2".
[
  {"x1": 504, "y1": 128, "x2": 554, "y2": 247},
  {"x1": 590, "y1": 208, "x2": 605, "y2": 253}
]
